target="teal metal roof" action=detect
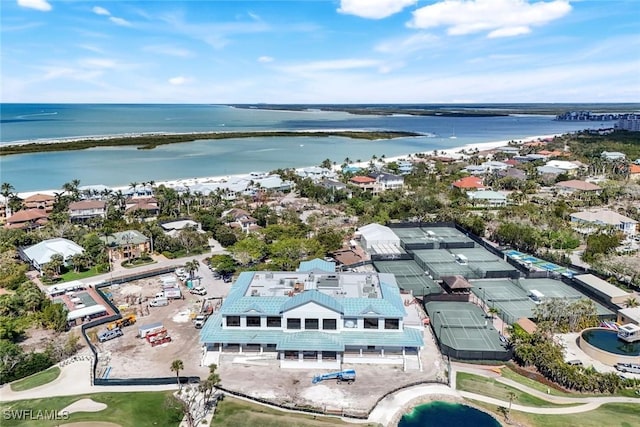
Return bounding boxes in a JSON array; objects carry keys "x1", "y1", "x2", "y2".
[
  {"x1": 200, "y1": 313, "x2": 424, "y2": 349},
  {"x1": 298, "y1": 258, "x2": 336, "y2": 273},
  {"x1": 277, "y1": 332, "x2": 344, "y2": 351},
  {"x1": 280, "y1": 290, "x2": 343, "y2": 314}
]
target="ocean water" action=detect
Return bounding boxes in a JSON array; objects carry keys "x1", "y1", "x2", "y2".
[
  {"x1": 0, "y1": 104, "x2": 606, "y2": 192},
  {"x1": 398, "y1": 401, "x2": 501, "y2": 427}
]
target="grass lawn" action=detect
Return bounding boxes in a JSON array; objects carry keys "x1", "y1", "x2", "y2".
[
  {"x1": 501, "y1": 367, "x2": 639, "y2": 398},
  {"x1": 0, "y1": 392, "x2": 182, "y2": 427},
  {"x1": 59, "y1": 267, "x2": 103, "y2": 282},
  {"x1": 211, "y1": 396, "x2": 378, "y2": 427},
  {"x1": 10, "y1": 367, "x2": 61, "y2": 392},
  {"x1": 468, "y1": 399, "x2": 640, "y2": 427},
  {"x1": 456, "y1": 372, "x2": 577, "y2": 408}
]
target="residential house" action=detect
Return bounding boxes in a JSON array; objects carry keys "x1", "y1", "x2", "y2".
[
  {"x1": 23, "y1": 193, "x2": 55, "y2": 212},
  {"x1": 4, "y1": 209, "x2": 49, "y2": 230},
  {"x1": 465, "y1": 161, "x2": 510, "y2": 175},
  {"x1": 370, "y1": 172, "x2": 404, "y2": 191},
  {"x1": 555, "y1": 180, "x2": 602, "y2": 195},
  {"x1": 160, "y1": 219, "x2": 204, "y2": 237},
  {"x1": 100, "y1": 230, "x2": 151, "y2": 262},
  {"x1": 342, "y1": 165, "x2": 363, "y2": 174},
  {"x1": 467, "y1": 190, "x2": 508, "y2": 207},
  {"x1": 629, "y1": 164, "x2": 640, "y2": 182},
  {"x1": 222, "y1": 208, "x2": 260, "y2": 233},
  {"x1": 601, "y1": 151, "x2": 626, "y2": 161},
  {"x1": 199, "y1": 261, "x2": 423, "y2": 369},
  {"x1": 452, "y1": 176, "x2": 485, "y2": 191},
  {"x1": 396, "y1": 161, "x2": 413, "y2": 175},
  {"x1": 570, "y1": 209, "x2": 637, "y2": 237},
  {"x1": 497, "y1": 168, "x2": 527, "y2": 181},
  {"x1": 319, "y1": 179, "x2": 352, "y2": 198},
  {"x1": 499, "y1": 146, "x2": 520, "y2": 155},
  {"x1": 20, "y1": 237, "x2": 84, "y2": 273},
  {"x1": 68, "y1": 200, "x2": 107, "y2": 222},
  {"x1": 125, "y1": 197, "x2": 160, "y2": 217},
  {"x1": 296, "y1": 167, "x2": 336, "y2": 182},
  {"x1": 541, "y1": 160, "x2": 582, "y2": 176},
  {"x1": 349, "y1": 176, "x2": 378, "y2": 193}
]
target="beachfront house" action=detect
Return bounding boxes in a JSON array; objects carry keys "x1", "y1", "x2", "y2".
[
  {"x1": 68, "y1": 200, "x2": 107, "y2": 222},
  {"x1": 296, "y1": 167, "x2": 336, "y2": 183},
  {"x1": 23, "y1": 193, "x2": 55, "y2": 213},
  {"x1": 124, "y1": 197, "x2": 160, "y2": 219},
  {"x1": 199, "y1": 260, "x2": 423, "y2": 369},
  {"x1": 370, "y1": 172, "x2": 404, "y2": 191},
  {"x1": 4, "y1": 209, "x2": 49, "y2": 230}
]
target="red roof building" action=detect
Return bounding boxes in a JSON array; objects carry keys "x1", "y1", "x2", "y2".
[
  {"x1": 452, "y1": 176, "x2": 485, "y2": 190},
  {"x1": 4, "y1": 209, "x2": 49, "y2": 229}
]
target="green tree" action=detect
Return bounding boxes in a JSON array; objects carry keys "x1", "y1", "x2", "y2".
[
  {"x1": 184, "y1": 260, "x2": 200, "y2": 280},
  {"x1": 229, "y1": 235, "x2": 267, "y2": 266}
]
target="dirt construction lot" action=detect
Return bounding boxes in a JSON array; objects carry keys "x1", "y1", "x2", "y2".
[{"x1": 89, "y1": 276, "x2": 211, "y2": 379}]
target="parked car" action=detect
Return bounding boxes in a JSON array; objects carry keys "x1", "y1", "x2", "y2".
[
  {"x1": 190, "y1": 286, "x2": 207, "y2": 296},
  {"x1": 223, "y1": 275, "x2": 233, "y2": 283},
  {"x1": 149, "y1": 297, "x2": 169, "y2": 307}
]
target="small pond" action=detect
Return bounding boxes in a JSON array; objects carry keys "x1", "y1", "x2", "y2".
[{"x1": 398, "y1": 401, "x2": 500, "y2": 427}]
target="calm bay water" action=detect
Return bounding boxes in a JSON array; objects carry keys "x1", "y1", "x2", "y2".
[
  {"x1": 0, "y1": 104, "x2": 604, "y2": 191},
  {"x1": 398, "y1": 401, "x2": 501, "y2": 427}
]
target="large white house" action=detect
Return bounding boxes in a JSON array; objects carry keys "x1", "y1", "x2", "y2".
[
  {"x1": 199, "y1": 260, "x2": 423, "y2": 369},
  {"x1": 570, "y1": 209, "x2": 637, "y2": 237},
  {"x1": 21, "y1": 238, "x2": 85, "y2": 272}
]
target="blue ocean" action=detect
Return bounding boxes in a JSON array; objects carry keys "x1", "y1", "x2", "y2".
[{"x1": 0, "y1": 104, "x2": 612, "y2": 191}]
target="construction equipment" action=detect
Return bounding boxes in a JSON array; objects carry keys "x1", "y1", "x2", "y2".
[
  {"x1": 146, "y1": 328, "x2": 171, "y2": 347},
  {"x1": 107, "y1": 314, "x2": 137, "y2": 330},
  {"x1": 138, "y1": 322, "x2": 164, "y2": 338},
  {"x1": 312, "y1": 369, "x2": 356, "y2": 384}
]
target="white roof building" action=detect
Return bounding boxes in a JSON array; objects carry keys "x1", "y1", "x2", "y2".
[
  {"x1": 66, "y1": 304, "x2": 107, "y2": 322},
  {"x1": 356, "y1": 223, "x2": 401, "y2": 251},
  {"x1": 22, "y1": 238, "x2": 85, "y2": 271},
  {"x1": 570, "y1": 210, "x2": 638, "y2": 236},
  {"x1": 545, "y1": 160, "x2": 581, "y2": 171}
]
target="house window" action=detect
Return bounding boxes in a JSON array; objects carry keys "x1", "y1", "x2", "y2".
[
  {"x1": 267, "y1": 317, "x2": 281, "y2": 327},
  {"x1": 246, "y1": 316, "x2": 261, "y2": 327},
  {"x1": 226, "y1": 316, "x2": 240, "y2": 327},
  {"x1": 364, "y1": 318, "x2": 379, "y2": 329},
  {"x1": 305, "y1": 318, "x2": 319, "y2": 330},
  {"x1": 287, "y1": 318, "x2": 301, "y2": 330},
  {"x1": 343, "y1": 318, "x2": 357, "y2": 328},
  {"x1": 303, "y1": 351, "x2": 317, "y2": 360},
  {"x1": 284, "y1": 350, "x2": 298, "y2": 359},
  {"x1": 385, "y1": 318, "x2": 400, "y2": 330},
  {"x1": 323, "y1": 319, "x2": 337, "y2": 330}
]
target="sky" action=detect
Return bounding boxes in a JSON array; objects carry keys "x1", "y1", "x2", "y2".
[{"x1": 1, "y1": 0, "x2": 639, "y2": 104}]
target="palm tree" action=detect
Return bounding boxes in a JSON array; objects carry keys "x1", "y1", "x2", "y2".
[
  {"x1": 184, "y1": 260, "x2": 199, "y2": 280},
  {"x1": 624, "y1": 297, "x2": 639, "y2": 308},
  {"x1": 170, "y1": 359, "x2": 184, "y2": 389},
  {"x1": 129, "y1": 182, "x2": 139, "y2": 197},
  {"x1": 1, "y1": 182, "x2": 15, "y2": 218}
]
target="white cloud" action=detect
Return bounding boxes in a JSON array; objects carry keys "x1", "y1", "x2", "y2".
[
  {"x1": 280, "y1": 59, "x2": 381, "y2": 74},
  {"x1": 168, "y1": 76, "x2": 188, "y2": 85},
  {"x1": 17, "y1": 0, "x2": 52, "y2": 12},
  {"x1": 338, "y1": 0, "x2": 417, "y2": 19},
  {"x1": 375, "y1": 32, "x2": 439, "y2": 54},
  {"x1": 143, "y1": 45, "x2": 193, "y2": 57},
  {"x1": 109, "y1": 16, "x2": 132, "y2": 27},
  {"x1": 92, "y1": 6, "x2": 111, "y2": 16},
  {"x1": 408, "y1": 0, "x2": 572, "y2": 38},
  {"x1": 258, "y1": 56, "x2": 274, "y2": 63},
  {"x1": 80, "y1": 58, "x2": 118, "y2": 69}
]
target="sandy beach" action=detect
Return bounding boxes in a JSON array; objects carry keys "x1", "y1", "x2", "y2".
[{"x1": 12, "y1": 134, "x2": 557, "y2": 200}]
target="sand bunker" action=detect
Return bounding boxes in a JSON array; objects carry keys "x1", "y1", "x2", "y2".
[{"x1": 62, "y1": 398, "x2": 107, "y2": 414}]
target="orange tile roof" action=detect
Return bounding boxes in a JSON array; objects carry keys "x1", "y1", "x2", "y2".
[
  {"x1": 6, "y1": 209, "x2": 49, "y2": 223},
  {"x1": 630, "y1": 164, "x2": 640, "y2": 174},
  {"x1": 24, "y1": 193, "x2": 55, "y2": 202},
  {"x1": 452, "y1": 176, "x2": 485, "y2": 189},
  {"x1": 350, "y1": 176, "x2": 376, "y2": 184},
  {"x1": 556, "y1": 180, "x2": 601, "y2": 191}
]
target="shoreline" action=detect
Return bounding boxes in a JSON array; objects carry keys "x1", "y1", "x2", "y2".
[{"x1": 11, "y1": 134, "x2": 557, "y2": 200}]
